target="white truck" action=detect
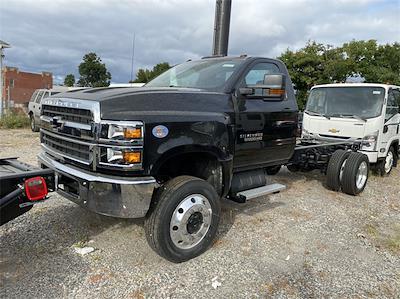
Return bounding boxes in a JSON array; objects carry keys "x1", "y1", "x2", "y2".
[
  {"x1": 302, "y1": 83, "x2": 400, "y2": 175},
  {"x1": 28, "y1": 87, "x2": 86, "y2": 132}
]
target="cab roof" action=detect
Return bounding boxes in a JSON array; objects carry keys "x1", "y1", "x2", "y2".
[{"x1": 312, "y1": 83, "x2": 400, "y2": 90}]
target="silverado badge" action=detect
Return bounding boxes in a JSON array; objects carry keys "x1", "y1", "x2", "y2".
[{"x1": 328, "y1": 128, "x2": 340, "y2": 134}]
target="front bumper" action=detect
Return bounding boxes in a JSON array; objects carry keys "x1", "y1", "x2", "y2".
[{"x1": 38, "y1": 152, "x2": 156, "y2": 218}]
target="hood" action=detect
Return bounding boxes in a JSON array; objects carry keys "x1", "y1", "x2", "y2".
[{"x1": 59, "y1": 87, "x2": 233, "y2": 122}]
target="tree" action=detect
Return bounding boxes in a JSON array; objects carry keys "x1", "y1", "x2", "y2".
[
  {"x1": 278, "y1": 40, "x2": 400, "y2": 109},
  {"x1": 342, "y1": 40, "x2": 400, "y2": 85},
  {"x1": 279, "y1": 41, "x2": 354, "y2": 108},
  {"x1": 77, "y1": 52, "x2": 111, "y2": 87},
  {"x1": 132, "y1": 62, "x2": 171, "y2": 83},
  {"x1": 64, "y1": 74, "x2": 75, "y2": 87}
]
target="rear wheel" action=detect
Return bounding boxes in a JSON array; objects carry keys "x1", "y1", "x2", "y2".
[
  {"x1": 326, "y1": 150, "x2": 350, "y2": 191},
  {"x1": 144, "y1": 176, "x2": 220, "y2": 263},
  {"x1": 341, "y1": 152, "x2": 369, "y2": 195},
  {"x1": 30, "y1": 115, "x2": 39, "y2": 132}
]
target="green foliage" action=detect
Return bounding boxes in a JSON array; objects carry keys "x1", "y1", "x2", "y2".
[
  {"x1": 0, "y1": 110, "x2": 30, "y2": 129},
  {"x1": 64, "y1": 74, "x2": 75, "y2": 87},
  {"x1": 132, "y1": 62, "x2": 171, "y2": 83},
  {"x1": 77, "y1": 53, "x2": 111, "y2": 87},
  {"x1": 279, "y1": 40, "x2": 400, "y2": 109}
]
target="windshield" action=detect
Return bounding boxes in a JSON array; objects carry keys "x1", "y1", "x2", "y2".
[
  {"x1": 305, "y1": 87, "x2": 385, "y2": 119},
  {"x1": 146, "y1": 59, "x2": 244, "y2": 91}
]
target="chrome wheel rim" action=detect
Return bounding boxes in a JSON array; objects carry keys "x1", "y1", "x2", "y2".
[
  {"x1": 356, "y1": 161, "x2": 368, "y2": 189},
  {"x1": 384, "y1": 151, "x2": 393, "y2": 174},
  {"x1": 170, "y1": 194, "x2": 212, "y2": 250},
  {"x1": 31, "y1": 117, "x2": 34, "y2": 129}
]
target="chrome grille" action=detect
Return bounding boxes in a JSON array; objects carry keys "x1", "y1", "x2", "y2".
[
  {"x1": 40, "y1": 98, "x2": 143, "y2": 171},
  {"x1": 41, "y1": 130, "x2": 92, "y2": 165},
  {"x1": 41, "y1": 105, "x2": 93, "y2": 125}
]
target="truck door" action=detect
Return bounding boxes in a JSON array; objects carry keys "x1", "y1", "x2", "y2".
[
  {"x1": 233, "y1": 61, "x2": 297, "y2": 171},
  {"x1": 380, "y1": 88, "x2": 400, "y2": 153}
]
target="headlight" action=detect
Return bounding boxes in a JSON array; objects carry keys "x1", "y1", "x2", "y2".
[
  {"x1": 99, "y1": 121, "x2": 144, "y2": 169},
  {"x1": 100, "y1": 121, "x2": 143, "y2": 141},
  {"x1": 106, "y1": 148, "x2": 142, "y2": 164},
  {"x1": 106, "y1": 123, "x2": 143, "y2": 141},
  {"x1": 361, "y1": 131, "x2": 378, "y2": 151}
]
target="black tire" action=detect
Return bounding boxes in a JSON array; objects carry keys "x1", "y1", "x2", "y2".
[
  {"x1": 30, "y1": 115, "x2": 39, "y2": 132},
  {"x1": 266, "y1": 165, "x2": 281, "y2": 175},
  {"x1": 341, "y1": 152, "x2": 369, "y2": 195},
  {"x1": 286, "y1": 164, "x2": 299, "y2": 172},
  {"x1": 326, "y1": 150, "x2": 350, "y2": 191},
  {"x1": 378, "y1": 146, "x2": 395, "y2": 176},
  {"x1": 144, "y1": 176, "x2": 220, "y2": 263}
]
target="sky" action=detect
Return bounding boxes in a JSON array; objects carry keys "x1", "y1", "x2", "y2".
[{"x1": 1, "y1": 0, "x2": 399, "y2": 84}]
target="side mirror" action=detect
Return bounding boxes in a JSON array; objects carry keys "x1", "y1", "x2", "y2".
[
  {"x1": 238, "y1": 87, "x2": 253, "y2": 96},
  {"x1": 241, "y1": 74, "x2": 286, "y2": 99},
  {"x1": 263, "y1": 74, "x2": 285, "y2": 90}
]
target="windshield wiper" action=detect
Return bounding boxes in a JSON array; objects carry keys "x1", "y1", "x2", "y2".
[
  {"x1": 304, "y1": 110, "x2": 330, "y2": 119},
  {"x1": 331, "y1": 114, "x2": 366, "y2": 122}
]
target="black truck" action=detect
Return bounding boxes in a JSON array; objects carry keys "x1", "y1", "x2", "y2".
[{"x1": 37, "y1": 56, "x2": 369, "y2": 262}]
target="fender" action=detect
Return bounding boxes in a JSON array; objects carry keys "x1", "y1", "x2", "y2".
[{"x1": 150, "y1": 144, "x2": 233, "y2": 196}]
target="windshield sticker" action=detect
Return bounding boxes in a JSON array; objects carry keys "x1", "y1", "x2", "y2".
[
  {"x1": 222, "y1": 64, "x2": 235, "y2": 68},
  {"x1": 373, "y1": 90, "x2": 381, "y2": 95}
]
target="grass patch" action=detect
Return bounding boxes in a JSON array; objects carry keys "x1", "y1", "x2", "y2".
[
  {"x1": 0, "y1": 110, "x2": 30, "y2": 129},
  {"x1": 364, "y1": 223, "x2": 378, "y2": 237},
  {"x1": 364, "y1": 223, "x2": 400, "y2": 254},
  {"x1": 384, "y1": 235, "x2": 400, "y2": 253}
]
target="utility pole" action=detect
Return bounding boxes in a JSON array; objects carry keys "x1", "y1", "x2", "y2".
[
  {"x1": 130, "y1": 33, "x2": 136, "y2": 83},
  {"x1": 0, "y1": 40, "x2": 11, "y2": 117},
  {"x1": 212, "y1": 0, "x2": 232, "y2": 56}
]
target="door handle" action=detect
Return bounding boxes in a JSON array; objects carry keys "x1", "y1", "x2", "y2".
[{"x1": 273, "y1": 121, "x2": 296, "y2": 128}]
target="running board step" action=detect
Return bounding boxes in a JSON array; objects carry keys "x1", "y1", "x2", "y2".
[{"x1": 237, "y1": 183, "x2": 286, "y2": 200}]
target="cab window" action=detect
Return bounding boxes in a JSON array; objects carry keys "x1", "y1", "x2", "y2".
[
  {"x1": 392, "y1": 89, "x2": 400, "y2": 110},
  {"x1": 385, "y1": 90, "x2": 399, "y2": 122},
  {"x1": 35, "y1": 91, "x2": 44, "y2": 103},
  {"x1": 245, "y1": 63, "x2": 280, "y2": 85},
  {"x1": 41, "y1": 91, "x2": 51, "y2": 100},
  {"x1": 30, "y1": 90, "x2": 39, "y2": 102}
]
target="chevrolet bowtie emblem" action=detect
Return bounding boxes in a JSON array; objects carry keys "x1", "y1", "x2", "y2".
[{"x1": 328, "y1": 128, "x2": 340, "y2": 133}]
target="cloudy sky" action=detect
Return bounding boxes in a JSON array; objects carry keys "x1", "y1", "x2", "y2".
[{"x1": 1, "y1": 0, "x2": 399, "y2": 84}]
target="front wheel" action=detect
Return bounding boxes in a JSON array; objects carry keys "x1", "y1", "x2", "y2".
[
  {"x1": 341, "y1": 152, "x2": 369, "y2": 195},
  {"x1": 379, "y1": 146, "x2": 395, "y2": 176},
  {"x1": 144, "y1": 176, "x2": 220, "y2": 263},
  {"x1": 30, "y1": 115, "x2": 39, "y2": 132}
]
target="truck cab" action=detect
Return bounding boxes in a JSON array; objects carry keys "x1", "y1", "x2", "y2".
[
  {"x1": 38, "y1": 56, "x2": 299, "y2": 262},
  {"x1": 302, "y1": 83, "x2": 400, "y2": 175}
]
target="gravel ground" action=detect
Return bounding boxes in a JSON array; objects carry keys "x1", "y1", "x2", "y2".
[{"x1": 1, "y1": 128, "x2": 399, "y2": 299}]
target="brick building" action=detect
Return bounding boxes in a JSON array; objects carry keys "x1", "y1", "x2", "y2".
[{"x1": 1, "y1": 66, "x2": 53, "y2": 107}]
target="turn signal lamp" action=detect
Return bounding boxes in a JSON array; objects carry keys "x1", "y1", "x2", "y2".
[
  {"x1": 24, "y1": 177, "x2": 48, "y2": 201},
  {"x1": 123, "y1": 151, "x2": 141, "y2": 163},
  {"x1": 124, "y1": 127, "x2": 142, "y2": 139},
  {"x1": 268, "y1": 89, "x2": 285, "y2": 96}
]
